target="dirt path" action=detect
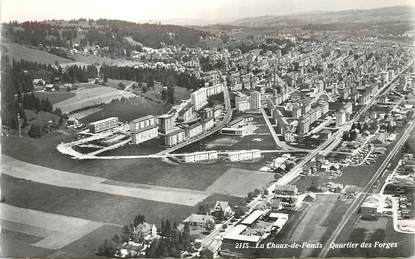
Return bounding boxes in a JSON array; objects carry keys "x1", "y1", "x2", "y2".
[{"x1": 2, "y1": 155, "x2": 209, "y2": 206}]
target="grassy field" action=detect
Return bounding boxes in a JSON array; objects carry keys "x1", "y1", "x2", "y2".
[
  {"x1": 2, "y1": 174, "x2": 194, "y2": 226},
  {"x1": 24, "y1": 109, "x2": 60, "y2": 124},
  {"x1": 80, "y1": 98, "x2": 171, "y2": 124},
  {"x1": 1, "y1": 134, "x2": 223, "y2": 190},
  {"x1": 2, "y1": 42, "x2": 73, "y2": 65},
  {"x1": 206, "y1": 168, "x2": 275, "y2": 197},
  {"x1": 34, "y1": 92, "x2": 76, "y2": 105},
  {"x1": 107, "y1": 79, "x2": 134, "y2": 89},
  {"x1": 2, "y1": 133, "x2": 275, "y2": 192},
  {"x1": 54, "y1": 87, "x2": 136, "y2": 114}
]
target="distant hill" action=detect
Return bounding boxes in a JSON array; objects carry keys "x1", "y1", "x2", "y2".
[
  {"x1": 156, "y1": 18, "x2": 212, "y2": 26},
  {"x1": 227, "y1": 5, "x2": 415, "y2": 27}
]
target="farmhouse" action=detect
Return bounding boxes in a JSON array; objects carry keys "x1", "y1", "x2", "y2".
[
  {"x1": 183, "y1": 214, "x2": 214, "y2": 227},
  {"x1": 273, "y1": 184, "x2": 298, "y2": 197},
  {"x1": 211, "y1": 201, "x2": 233, "y2": 219}
]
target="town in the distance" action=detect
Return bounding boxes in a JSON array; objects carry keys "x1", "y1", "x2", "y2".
[{"x1": 1, "y1": 4, "x2": 415, "y2": 258}]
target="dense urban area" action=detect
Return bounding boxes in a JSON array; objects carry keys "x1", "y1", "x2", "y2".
[{"x1": 1, "y1": 4, "x2": 415, "y2": 258}]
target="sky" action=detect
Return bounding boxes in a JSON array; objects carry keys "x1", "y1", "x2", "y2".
[{"x1": 1, "y1": 0, "x2": 414, "y2": 24}]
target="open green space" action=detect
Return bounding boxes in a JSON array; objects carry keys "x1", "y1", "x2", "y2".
[
  {"x1": 1, "y1": 231, "x2": 53, "y2": 258},
  {"x1": 2, "y1": 42, "x2": 73, "y2": 65},
  {"x1": 1, "y1": 174, "x2": 194, "y2": 226},
  {"x1": 58, "y1": 224, "x2": 122, "y2": 257},
  {"x1": 34, "y1": 92, "x2": 76, "y2": 105},
  {"x1": 2, "y1": 134, "x2": 224, "y2": 190},
  {"x1": 80, "y1": 98, "x2": 171, "y2": 124}
]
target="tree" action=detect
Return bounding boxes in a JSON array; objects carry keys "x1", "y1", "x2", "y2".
[
  {"x1": 167, "y1": 86, "x2": 175, "y2": 104},
  {"x1": 118, "y1": 82, "x2": 125, "y2": 90},
  {"x1": 112, "y1": 234, "x2": 122, "y2": 246},
  {"x1": 198, "y1": 204, "x2": 210, "y2": 215},
  {"x1": 103, "y1": 73, "x2": 108, "y2": 84},
  {"x1": 133, "y1": 215, "x2": 145, "y2": 227},
  {"x1": 233, "y1": 206, "x2": 246, "y2": 218},
  {"x1": 28, "y1": 121, "x2": 44, "y2": 138},
  {"x1": 142, "y1": 85, "x2": 148, "y2": 93}
]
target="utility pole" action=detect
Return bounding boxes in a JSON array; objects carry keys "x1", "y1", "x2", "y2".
[{"x1": 17, "y1": 112, "x2": 22, "y2": 137}]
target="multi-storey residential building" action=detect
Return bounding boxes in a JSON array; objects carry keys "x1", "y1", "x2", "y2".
[
  {"x1": 206, "y1": 83, "x2": 224, "y2": 97},
  {"x1": 191, "y1": 88, "x2": 208, "y2": 110},
  {"x1": 158, "y1": 114, "x2": 175, "y2": 134},
  {"x1": 298, "y1": 116, "x2": 310, "y2": 134},
  {"x1": 186, "y1": 122, "x2": 203, "y2": 138},
  {"x1": 131, "y1": 124, "x2": 159, "y2": 144},
  {"x1": 213, "y1": 104, "x2": 224, "y2": 119},
  {"x1": 250, "y1": 90, "x2": 261, "y2": 109},
  {"x1": 202, "y1": 118, "x2": 215, "y2": 131},
  {"x1": 235, "y1": 93, "x2": 250, "y2": 112},
  {"x1": 336, "y1": 109, "x2": 346, "y2": 127},
  {"x1": 164, "y1": 128, "x2": 186, "y2": 147},
  {"x1": 291, "y1": 103, "x2": 302, "y2": 118},
  {"x1": 130, "y1": 115, "x2": 159, "y2": 144},
  {"x1": 200, "y1": 107, "x2": 214, "y2": 120},
  {"x1": 178, "y1": 103, "x2": 196, "y2": 122},
  {"x1": 182, "y1": 150, "x2": 218, "y2": 163},
  {"x1": 89, "y1": 117, "x2": 119, "y2": 133},
  {"x1": 227, "y1": 150, "x2": 261, "y2": 161},
  {"x1": 130, "y1": 115, "x2": 157, "y2": 131}
]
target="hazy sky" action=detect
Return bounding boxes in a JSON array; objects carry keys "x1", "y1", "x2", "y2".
[{"x1": 1, "y1": 0, "x2": 414, "y2": 23}]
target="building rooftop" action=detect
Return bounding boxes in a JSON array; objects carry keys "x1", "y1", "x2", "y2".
[
  {"x1": 131, "y1": 115, "x2": 156, "y2": 123},
  {"x1": 183, "y1": 214, "x2": 214, "y2": 224},
  {"x1": 222, "y1": 224, "x2": 261, "y2": 243},
  {"x1": 241, "y1": 210, "x2": 263, "y2": 226}
]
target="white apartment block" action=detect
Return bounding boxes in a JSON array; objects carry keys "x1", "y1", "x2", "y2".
[{"x1": 191, "y1": 88, "x2": 208, "y2": 110}]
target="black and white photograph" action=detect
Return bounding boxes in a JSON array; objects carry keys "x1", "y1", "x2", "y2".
[{"x1": 0, "y1": 0, "x2": 414, "y2": 257}]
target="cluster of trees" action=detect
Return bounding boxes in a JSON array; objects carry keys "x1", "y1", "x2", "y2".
[
  {"x1": 98, "y1": 214, "x2": 195, "y2": 258},
  {"x1": 199, "y1": 56, "x2": 226, "y2": 72},
  {"x1": 101, "y1": 19, "x2": 209, "y2": 48},
  {"x1": 1, "y1": 55, "x2": 97, "y2": 94},
  {"x1": 145, "y1": 222, "x2": 193, "y2": 258},
  {"x1": 161, "y1": 86, "x2": 175, "y2": 104},
  {"x1": 228, "y1": 38, "x2": 295, "y2": 55},
  {"x1": 62, "y1": 64, "x2": 98, "y2": 83},
  {"x1": 4, "y1": 19, "x2": 211, "y2": 59},
  {"x1": 0, "y1": 55, "x2": 96, "y2": 129},
  {"x1": 98, "y1": 214, "x2": 146, "y2": 256},
  {"x1": 80, "y1": 29, "x2": 142, "y2": 58},
  {"x1": 101, "y1": 65, "x2": 205, "y2": 90},
  {"x1": 273, "y1": 160, "x2": 296, "y2": 179},
  {"x1": 245, "y1": 188, "x2": 262, "y2": 203},
  {"x1": 343, "y1": 121, "x2": 378, "y2": 141}
]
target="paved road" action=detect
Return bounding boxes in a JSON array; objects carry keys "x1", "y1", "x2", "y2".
[
  {"x1": 319, "y1": 119, "x2": 415, "y2": 257},
  {"x1": 2, "y1": 155, "x2": 209, "y2": 206}
]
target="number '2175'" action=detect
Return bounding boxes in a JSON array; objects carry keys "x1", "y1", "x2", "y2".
[{"x1": 235, "y1": 242, "x2": 249, "y2": 249}]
